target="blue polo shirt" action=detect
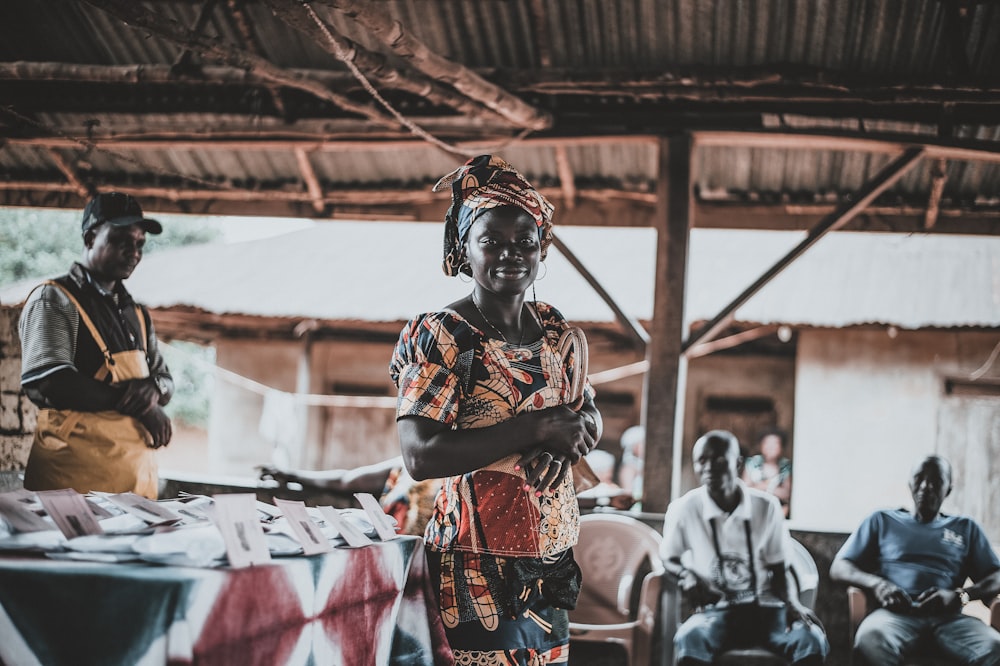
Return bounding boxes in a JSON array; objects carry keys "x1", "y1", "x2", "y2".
[{"x1": 836, "y1": 508, "x2": 1000, "y2": 597}]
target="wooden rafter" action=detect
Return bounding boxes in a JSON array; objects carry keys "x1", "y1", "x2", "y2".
[
  {"x1": 317, "y1": 0, "x2": 552, "y2": 131},
  {"x1": 925, "y1": 158, "x2": 949, "y2": 230},
  {"x1": 694, "y1": 130, "x2": 1000, "y2": 164},
  {"x1": 173, "y1": 0, "x2": 217, "y2": 69},
  {"x1": 46, "y1": 150, "x2": 90, "y2": 198},
  {"x1": 551, "y1": 234, "x2": 649, "y2": 349},
  {"x1": 225, "y1": 0, "x2": 287, "y2": 117},
  {"x1": 81, "y1": 0, "x2": 398, "y2": 128},
  {"x1": 509, "y1": 66, "x2": 1000, "y2": 105},
  {"x1": 294, "y1": 148, "x2": 325, "y2": 214},
  {"x1": 554, "y1": 146, "x2": 576, "y2": 209},
  {"x1": 528, "y1": 0, "x2": 553, "y2": 68},
  {"x1": 259, "y1": 0, "x2": 514, "y2": 127}
]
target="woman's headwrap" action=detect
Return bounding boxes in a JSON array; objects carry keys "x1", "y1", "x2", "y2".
[{"x1": 433, "y1": 154, "x2": 555, "y2": 277}]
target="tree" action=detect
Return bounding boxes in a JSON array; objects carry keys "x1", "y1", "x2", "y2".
[{"x1": 0, "y1": 206, "x2": 221, "y2": 285}]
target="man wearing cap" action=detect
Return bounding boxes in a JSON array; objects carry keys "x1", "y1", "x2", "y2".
[{"x1": 19, "y1": 192, "x2": 173, "y2": 499}]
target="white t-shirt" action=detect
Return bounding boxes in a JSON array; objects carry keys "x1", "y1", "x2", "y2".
[{"x1": 661, "y1": 482, "x2": 788, "y2": 604}]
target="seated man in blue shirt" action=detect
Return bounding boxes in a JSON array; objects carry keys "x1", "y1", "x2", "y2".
[{"x1": 830, "y1": 455, "x2": 1000, "y2": 666}]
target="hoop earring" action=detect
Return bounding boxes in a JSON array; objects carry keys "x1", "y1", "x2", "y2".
[
  {"x1": 536, "y1": 262, "x2": 548, "y2": 281},
  {"x1": 459, "y1": 271, "x2": 472, "y2": 283}
]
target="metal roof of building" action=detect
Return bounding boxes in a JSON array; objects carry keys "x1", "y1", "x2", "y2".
[
  {"x1": 1, "y1": 0, "x2": 999, "y2": 234},
  {"x1": 4, "y1": 224, "x2": 997, "y2": 331}
]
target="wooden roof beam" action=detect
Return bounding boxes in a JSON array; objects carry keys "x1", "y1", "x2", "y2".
[
  {"x1": 554, "y1": 146, "x2": 576, "y2": 210},
  {"x1": 82, "y1": 0, "x2": 398, "y2": 128},
  {"x1": 924, "y1": 158, "x2": 948, "y2": 230},
  {"x1": 551, "y1": 234, "x2": 649, "y2": 350},
  {"x1": 225, "y1": 0, "x2": 287, "y2": 117},
  {"x1": 173, "y1": 0, "x2": 217, "y2": 70},
  {"x1": 683, "y1": 147, "x2": 926, "y2": 352},
  {"x1": 528, "y1": 0, "x2": 553, "y2": 68},
  {"x1": 260, "y1": 0, "x2": 515, "y2": 127},
  {"x1": 694, "y1": 130, "x2": 1000, "y2": 164},
  {"x1": 294, "y1": 148, "x2": 325, "y2": 215},
  {"x1": 46, "y1": 150, "x2": 90, "y2": 198},
  {"x1": 318, "y1": 0, "x2": 552, "y2": 131}
]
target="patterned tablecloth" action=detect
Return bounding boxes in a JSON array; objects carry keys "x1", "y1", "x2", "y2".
[{"x1": 0, "y1": 535, "x2": 453, "y2": 666}]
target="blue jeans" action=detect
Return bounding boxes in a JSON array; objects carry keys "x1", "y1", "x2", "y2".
[
  {"x1": 674, "y1": 604, "x2": 829, "y2": 664},
  {"x1": 855, "y1": 608, "x2": 1000, "y2": 666}
]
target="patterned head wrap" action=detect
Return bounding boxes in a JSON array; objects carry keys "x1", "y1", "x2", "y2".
[{"x1": 433, "y1": 154, "x2": 555, "y2": 277}]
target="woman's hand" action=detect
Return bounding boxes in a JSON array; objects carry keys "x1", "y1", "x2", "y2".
[
  {"x1": 513, "y1": 405, "x2": 595, "y2": 494},
  {"x1": 518, "y1": 449, "x2": 571, "y2": 494},
  {"x1": 526, "y1": 405, "x2": 595, "y2": 463}
]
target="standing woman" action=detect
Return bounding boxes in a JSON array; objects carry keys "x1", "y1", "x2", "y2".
[{"x1": 390, "y1": 155, "x2": 602, "y2": 664}]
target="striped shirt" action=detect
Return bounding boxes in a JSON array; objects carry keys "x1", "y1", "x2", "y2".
[{"x1": 19, "y1": 262, "x2": 171, "y2": 407}]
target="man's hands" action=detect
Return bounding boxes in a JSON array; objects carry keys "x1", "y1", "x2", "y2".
[
  {"x1": 116, "y1": 378, "x2": 171, "y2": 449},
  {"x1": 912, "y1": 587, "x2": 961, "y2": 615},
  {"x1": 873, "y1": 579, "x2": 914, "y2": 612},
  {"x1": 786, "y1": 598, "x2": 823, "y2": 631},
  {"x1": 116, "y1": 377, "x2": 162, "y2": 417},
  {"x1": 678, "y1": 568, "x2": 725, "y2": 609},
  {"x1": 872, "y1": 580, "x2": 963, "y2": 615},
  {"x1": 137, "y1": 405, "x2": 172, "y2": 449}
]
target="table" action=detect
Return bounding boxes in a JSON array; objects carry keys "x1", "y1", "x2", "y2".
[{"x1": 0, "y1": 535, "x2": 453, "y2": 666}]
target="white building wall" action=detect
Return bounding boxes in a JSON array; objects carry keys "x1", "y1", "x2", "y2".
[{"x1": 792, "y1": 328, "x2": 1000, "y2": 539}]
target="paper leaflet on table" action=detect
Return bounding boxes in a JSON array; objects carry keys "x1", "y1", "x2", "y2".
[
  {"x1": 98, "y1": 492, "x2": 182, "y2": 526},
  {"x1": 209, "y1": 493, "x2": 271, "y2": 568},
  {"x1": 0, "y1": 490, "x2": 51, "y2": 533},
  {"x1": 318, "y1": 506, "x2": 373, "y2": 547},
  {"x1": 36, "y1": 489, "x2": 104, "y2": 538},
  {"x1": 273, "y1": 498, "x2": 332, "y2": 555},
  {"x1": 354, "y1": 493, "x2": 399, "y2": 541}
]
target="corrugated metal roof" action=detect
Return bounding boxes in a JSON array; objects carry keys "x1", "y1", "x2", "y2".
[
  {"x1": 2, "y1": 1, "x2": 999, "y2": 224},
  {"x1": 4, "y1": 224, "x2": 997, "y2": 330}
]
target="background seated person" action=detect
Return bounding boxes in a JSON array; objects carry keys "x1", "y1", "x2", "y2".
[
  {"x1": 830, "y1": 454, "x2": 1000, "y2": 666},
  {"x1": 617, "y1": 424, "x2": 645, "y2": 503},
  {"x1": 259, "y1": 456, "x2": 439, "y2": 535},
  {"x1": 742, "y1": 428, "x2": 792, "y2": 517},
  {"x1": 661, "y1": 430, "x2": 828, "y2": 666},
  {"x1": 576, "y1": 449, "x2": 636, "y2": 511}
]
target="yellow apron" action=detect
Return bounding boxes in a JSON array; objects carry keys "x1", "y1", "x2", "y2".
[{"x1": 24, "y1": 282, "x2": 159, "y2": 499}]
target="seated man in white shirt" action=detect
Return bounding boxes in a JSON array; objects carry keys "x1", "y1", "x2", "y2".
[{"x1": 661, "y1": 429, "x2": 829, "y2": 665}]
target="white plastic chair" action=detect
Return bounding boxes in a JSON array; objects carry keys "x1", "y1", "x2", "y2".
[{"x1": 569, "y1": 512, "x2": 665, "y2": 666}]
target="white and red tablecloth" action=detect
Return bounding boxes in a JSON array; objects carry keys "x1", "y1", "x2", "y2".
[{"x1": 0, "y1": 535, "x2": 453, "y2": 666}]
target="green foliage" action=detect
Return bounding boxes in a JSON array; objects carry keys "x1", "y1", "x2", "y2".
[
  {"x1": 0, "y1": 206, "x2": 221, "y2": 286},
  {"x1": 1, "y1": 205, "x2": 223, "y2": 429},
  {"x1": 161, "y1": 342, "x2": 215, "y2": 428}
]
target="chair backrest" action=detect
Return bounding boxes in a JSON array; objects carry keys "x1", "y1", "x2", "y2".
[
  {"x1": 786, "y1": 537, "x2": 819, "y2": 609},
  {"x1": 571, "y1": 513, "x2": 665, "y2": 625}
]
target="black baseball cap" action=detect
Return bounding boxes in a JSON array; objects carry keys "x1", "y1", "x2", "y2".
[{"x1": 81, "y1": 192, "x2": 163, "y2": 235}]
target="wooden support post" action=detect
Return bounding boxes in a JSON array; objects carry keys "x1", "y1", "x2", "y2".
[{"x1": 643, "y1": 134, "x2": 692, "y2": 513}]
